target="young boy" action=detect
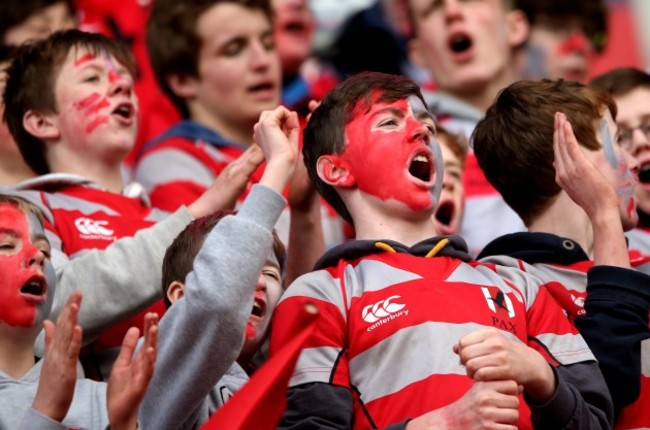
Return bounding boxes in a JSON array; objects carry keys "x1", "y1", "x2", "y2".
[
  {"x1": 0, "y1": 194, "x2": 157, "y2": 429},
  {"x1": 138, "y1": 105, "x2": 298, "y2": 430},
  {"x1": 406, "y1": 0, "x2": 529, "y2": 256},
  {"x1": 517, "y1": 0, "x2": 607, "y2": 83},
  {"x1": 473, "y1": 79, "x2": 650, "y2": 427},
  {"x1": 135, "y1": 0, "x2": 345, "y2": 249},
  {"x1": 269, "y1": 71, "x2": 612, "y2": 429},
  {"x1": 433, "y1": 125, "x2": 467, "y2": 235},
  {"x1": 3, "y1": 29, "x2": 262, "y2": 379},
  {"x1": 590, "y1": 68, "x2": 650, "y2": 258}
]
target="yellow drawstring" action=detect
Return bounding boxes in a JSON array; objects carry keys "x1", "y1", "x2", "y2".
[
  {"x1": 374, "y1": 242, "x2": 396, "y2": 253},
  {"x1": 425, "y1": 238, "x2": 449, "y2": 258}
]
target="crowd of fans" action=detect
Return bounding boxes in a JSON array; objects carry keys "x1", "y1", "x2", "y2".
[{"x1": 0, "y1": 0, "x2": 648, "y2": 429}]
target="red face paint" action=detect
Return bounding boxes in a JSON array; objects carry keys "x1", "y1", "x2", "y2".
[
  {"x1": 74, "y1": 53, "x2": 95, "y2": 68},
  {"x1": 338, "y1": 94, "x2": 437, "y2": 211},
  {"x1": 73, "y1": 93, "x2": 111, "y2": 134},
  {"x1": 0, "y1": 205, "x2": 47, "y2": 327},
  {"x1": 556, "y1": 32, "x2": 590, "y2": 56}
]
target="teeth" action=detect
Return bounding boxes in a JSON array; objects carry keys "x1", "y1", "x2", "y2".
[{"x1": 413, "y1": 155, "x2": 428, "y2": 162}]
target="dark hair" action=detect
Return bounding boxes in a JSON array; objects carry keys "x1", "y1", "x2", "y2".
[
  {"x1": 472, "y1": 79, "x2": 615, "y2": 225},
  {"x1": 161, "y1": 209, "x2": 286, "y2": 308},
  {"x1": 303, "y1": 71, "x2": 426, "y2": 225},
  {"x1": 146, "y1": 0, "x2": 272, "y2": 118},
  {"x1": 0, "y1": 0, "x2": 75, "y2": 46},
  {"x1": 515, "y1": 0, "x2": 607, "y2": 51},
  {"x1": 3, "y1": 29, "x2": 136, "y2": 175},
  {"x1": 590, "y1": 67, "x2": 650, "y2": 98}
]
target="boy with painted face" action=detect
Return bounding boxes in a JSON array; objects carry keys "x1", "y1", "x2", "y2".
[
  {"x1": 473, "y1": 79, "x2": 650, "y2": 426},
  {"x1": 0, "y1": 194, "x2": 158, "y2": 429},
  {"x1": 270, "y1": 71, "x2": 612, "y2": 429},
  {"x1": 139, "y1": 105, "x2": 298, "y2": 430},
  {"x1": 406, "y1": 0, "x2": 529, "y2": 257},
  {"x1": 589, "y1": 68, "x2": 650, "y2": 429},
  {"x1": 3, "y1": 29, "x2": 265, "y2": 380}
]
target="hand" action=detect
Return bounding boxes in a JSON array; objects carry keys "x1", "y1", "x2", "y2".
[
  {"x1": 254, "y1": 106, "x2": 300, "y2": 193},
  {"x1": 188, "y1": 144, "x2": 264, "y2": 218},
  {"x1": 406, "y1": 380, "x2": 520, "y2": 430},
  {"x1": 553, "y1": 112, "x2": 618, "y2": 220},
  {"x1": 454, "y1": 328, "x2": 555, "y2": 402},
  {"x1": 107, "y1": 312, "x2": 158, "y2": 430},
  {"x1": 31, "y1": 292, "x2": 83, "y2": 423}
]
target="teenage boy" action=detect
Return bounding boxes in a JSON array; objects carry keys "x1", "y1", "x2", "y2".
[
  {"x1": 0, "y1": 194, "x2": 157, "y2": 429},
  {"x1": 433, "y1": 124, "x2": 467, "y2": 235},
  {"x1": 136, "y1": 0, "x2": 345, "y2": 248},
  {"x1": 4, "y1": 29, "x2": 264, "y2": 379},
  {"x1": 589, "y1": 68, "x2": 650, "y2": 429},
  {"x1": 270, "y1": 71, "x2": 612, "y2": 429},
  {"x1": 591, "y1": 68, "x2": 650, "y2": 258},
  {"x1": 406, "y1": 0, "x2": 529, "y2": 256},
  {"x1": 517, "y1": 0, "x2": 607, "y2": 83},
  {"x1": 139, "y1": 105, "x2": 298, "y2": 430},
  {"x1": 473, "y1": 79, "x2": 650, "y2": 427}
]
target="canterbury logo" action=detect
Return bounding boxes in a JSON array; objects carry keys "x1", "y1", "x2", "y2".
[
  {"x1": 362, "y1": 295, "x2": 406, "y2": 323},
  {"x1": 74, "y1": 217, "x2": 114, "y2": 237}
]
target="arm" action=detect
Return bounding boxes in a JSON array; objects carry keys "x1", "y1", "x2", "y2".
[
  {"x1": 554, "y1": 112, "x2": 629, "y2": 268},
  {"x1": 575, "y1": 266, "x2": 650, "y2": 414},
  {"x1": 139, "y1": 106, "x2": 298, "y2": 430}
]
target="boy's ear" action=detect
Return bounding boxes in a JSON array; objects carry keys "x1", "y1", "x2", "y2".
[
  {"x1": 506, "y1": 9, "x2": 529, "y2": 48},
  {"x1": 166, "y1": 280, "x2": 186, "y2": 305},
  {"x1": 168, "y1": 73, "x2": 199, "y2": 99},
  {"x1": 23, "y1": 110, "x2": 60, "y2": 141},
  {"x1": 317, "y1": 155, "x2": 356, "y2": 187}
]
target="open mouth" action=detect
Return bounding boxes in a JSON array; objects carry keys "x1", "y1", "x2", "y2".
[
  {"x1": 20, "y1": 277, "x2": 45, "y2": 297},
  {"x1": 639, "y1": 163, "x2": 650, "y2": 184},
  {"x1": 248, "y1": 81, "x2": 274, "y2": 93},
  {"x1": 112, "y1": 103, "x2": 134, "y2": 120},
  {"x1": 285, "y1": 20, "x2": 306, "y2": 34},
  {"x1": 251, "y1": 297, "x2": 266, "y2": 319},
  {"x1": 408, "y1": 152, "x2": 433, "y2": 182},
  {"x1": 449, "y1": 33, "x2": 473, "y2": 54},
  {"x1": 435, "y1": 200, "x2": 455, "y2": 227}
]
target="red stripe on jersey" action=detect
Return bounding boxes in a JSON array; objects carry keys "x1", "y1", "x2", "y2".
[{"x1": 615, "y1": 375, "x2": 650, "y2": 429}]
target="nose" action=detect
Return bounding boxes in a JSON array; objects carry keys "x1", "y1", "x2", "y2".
[
  {"x1": 108, "y1": 71, "x2": 133, "y2": 97},
  {"x1": 442, "y1": 170, "x2": 455, "y2": 191},
  {"x1": 24, "y1": 243, "x2": 45, "y2": 270},
  {"x1": 444, "y1": 0, "x2": 463, "y2": 23},
  {"x1": 623, "y1": 147, "x2": 640, "y2": 179},
  {"x1": 251, "y1": 41, "x2": 273, "y2": 70},
  {"x1": 255, "y1": 274, "x2": 268, "y2": 293},
  {"x1": 407, "y1": 118, "x2": 431, "y2": 145},
  {"x1": 630, "y1": 128, "x2": 650, "y2": 157}
]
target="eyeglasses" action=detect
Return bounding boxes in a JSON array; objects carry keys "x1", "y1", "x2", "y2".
[{"x1": 617, "y1": 123, "x2": 650, "y2": 151}]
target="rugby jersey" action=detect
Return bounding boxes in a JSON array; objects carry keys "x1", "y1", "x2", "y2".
[
  {"x1": 272, "y1": 235, "x2": 611, "y2": 429},
  {"x1": 480, "y1": 231, "x2": 650, "y2": 429},
  {"x1": 13, "y1": 174, "x2": 185, "y2": 380}
]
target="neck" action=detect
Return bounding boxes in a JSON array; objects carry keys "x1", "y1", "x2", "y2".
[
  {"x1": 447, "y1": 65, "x2": 517, "y2": 113},
  {"x1": 188, "y1": 104, "x2": 254, "y2": 148},
  {"x1": 0, "y1": 153, "x2": 36, "y2": 186},
  {"x1": 49, "y1": 154, "x2": 125, "y2": 193},
  {"x1": 0, "y1": 324, "x2": 38, "y2": 379},
  {"x1": 347, "y1": 194, "x2": 438, "y2": 246},
  {"x1": 527, "y1": 192, "x2": 593, "y2": 258}
]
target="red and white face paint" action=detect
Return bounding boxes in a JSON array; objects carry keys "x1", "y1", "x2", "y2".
[
  {"x1": 0, "y1": 205, "x2": 55, "y2": 328},
  {"x1": 336, "y1": 94, "x2": 443, "y2": 213}
]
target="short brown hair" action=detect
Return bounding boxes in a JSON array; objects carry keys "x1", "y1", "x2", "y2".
[
  {"x1": 161, "y1": 209, "x2": 286, "y2": 308},
  {"x1": 3, "y1": 29, "x2": 136, "y2": 175},
  {"x1": 590, "y1": 67, "x2": 650, "y2": 98},
  {"x1": 146, "y1": 0, "x2": 272, "y2": 118},
  {"x1": 472, "y1": 79, "x2": 615, "y2": 225},
  {"x1": 303, "y1": 71, "x2": 427, "y2": 225},
  {"x1": 0, "y1": 0, "x2": 75, "y2": 46}
]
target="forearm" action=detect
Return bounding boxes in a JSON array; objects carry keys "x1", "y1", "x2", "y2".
[
  {"x1": 52, "y1": 208, "x2": 194, "y2": 340},
  {"x1": 591, "y1": 208, "x2": 630, "y2": 268}
]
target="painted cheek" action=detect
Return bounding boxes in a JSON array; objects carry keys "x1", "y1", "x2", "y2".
[
  {"x1": 0, "y1": 254, "x2": 36, "y2": 327},
  {"x1": 73, "y1": 93, "x2": 110, "y2": 134}
]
